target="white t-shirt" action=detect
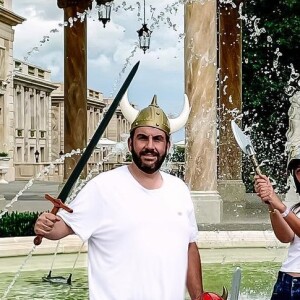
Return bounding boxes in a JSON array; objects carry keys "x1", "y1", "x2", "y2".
[
  {"x1": 58, "y1": 166, "x2": 198, "y2": 300},
  {"x1": 281, "y1": 211, "x2": 300, "y2": 273}
]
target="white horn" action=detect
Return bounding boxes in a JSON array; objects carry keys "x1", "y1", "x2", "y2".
[
  {"x1": 169, "y1": 94, "x2": 190, "y2": 133},
  {"x1": 119, "y1": 90, "x2": 139, "y2": 124}
]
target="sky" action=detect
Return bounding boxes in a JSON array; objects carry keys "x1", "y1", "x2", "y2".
[{"x1": 11, "y1": 0, "x2": 186, "y2": 142}]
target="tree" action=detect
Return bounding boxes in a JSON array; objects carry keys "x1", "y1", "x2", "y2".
[{"x1": 242, "y1": 0, "x2": 300, "y2": 192}]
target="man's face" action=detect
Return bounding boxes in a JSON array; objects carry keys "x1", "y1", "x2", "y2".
[{"x1": 128, "y1": 127, "x2": 170, "y2": 174}]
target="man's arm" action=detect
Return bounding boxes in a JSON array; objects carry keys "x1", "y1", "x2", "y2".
[
  {"x1": 186, "y1": 242, "x2": 203, "y2": 300},
  {"x1": 34, "y1": 212, "x2": 74, "y2": 240}
]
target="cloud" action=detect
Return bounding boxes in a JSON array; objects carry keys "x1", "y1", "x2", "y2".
[{"x1": 12, "y1": 0, "x2": 186, "y2": 141}]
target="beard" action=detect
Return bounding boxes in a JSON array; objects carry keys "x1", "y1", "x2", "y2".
[{"x1": 131, "y1": 145, "x2": 167, "y2": 174}]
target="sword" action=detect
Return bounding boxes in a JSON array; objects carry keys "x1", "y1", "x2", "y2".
[
  {"x1": 230, "y1": 267, "x2": 241, "y2": 300},
  {"x1": 34, "y1": 61, "x2": 140, "y2": 245},
  {"x1": 231, "y1": 120, "x2": 272, "y2": 206},
  {"x1": 231, "y1": 120, "x2": 263, "y2": 176}
]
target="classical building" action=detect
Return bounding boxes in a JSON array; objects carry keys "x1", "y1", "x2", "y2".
[
  {"x1": 0, "y1": 1, "x2": 131, "y2": 183},
  {"x1": 10, "y1": 60, "x2": 131, "y2": 182},
  {"x1": 51, "y1": 83, "x2": 131, "y2": 177},
  {"x1": 13, "y1": 59, "x2": 57, "y2": 180}
]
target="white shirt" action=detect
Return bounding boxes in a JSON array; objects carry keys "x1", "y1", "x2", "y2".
[
  {"x1": 58, "y1": 166, "x2": 198, "y2": 300},
  {"x1": 281, "y1": 211, "x2": 300, "y2": 273}
]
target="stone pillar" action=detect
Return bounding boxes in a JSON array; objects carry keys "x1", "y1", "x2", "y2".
[
  {"x1": 184, "y1": 0, "x2": 222, "y2": 223},
  {"x1": 58, "y1": 0, "x2": 92, "y2": 180},
  {"x1": 285, "y1": 91, "x2": 300, "y2": 206},
  {"x1": 218, "y1": 1, "x2": 245, "y2": 205}
]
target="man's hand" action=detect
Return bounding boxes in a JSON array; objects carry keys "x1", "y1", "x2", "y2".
[{"x1": 34, "y1": 212, "x2": 61, "y2": 236}]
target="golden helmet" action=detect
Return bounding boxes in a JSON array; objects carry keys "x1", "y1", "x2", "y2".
[
  {"x1": 130, "y1": 95, "x2": 170, "y2": 134},
  {"x1": 120, "y1": 91, "x2": 190, "y2": 135}
]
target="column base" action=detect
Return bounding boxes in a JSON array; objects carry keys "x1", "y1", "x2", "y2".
[
  {"x1": 218, "y1": 180, "x2": 246, "y2": 205},
  {"x1": 190, "y1": 190, "x2": 223, "y2": 224}
]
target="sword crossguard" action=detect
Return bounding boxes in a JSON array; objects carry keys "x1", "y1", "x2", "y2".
[
  {"x1": 33, "y1": 194, "x2": 73, "y2": 246},
  {"x1": 45, "y1": 194, "x2": 73, "y2": 213}
]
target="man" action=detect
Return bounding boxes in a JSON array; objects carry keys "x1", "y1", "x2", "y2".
[
  {"x1": 254, "y1": 147, "x2": 300, "y2": 300},
  {"x1": 34, "y1": 95, "x2": 203, "y2": 300}
]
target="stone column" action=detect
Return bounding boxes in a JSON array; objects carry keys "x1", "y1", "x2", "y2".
[
  {"x1": 58, "y1": 0, "x2": 92, "y2": 180},
  {"x1": 184, "y1": 0, "x2": 222, "y2": 223},
  {"x1": 218, "y1": 1, "x2": 245, "y2": 205}
]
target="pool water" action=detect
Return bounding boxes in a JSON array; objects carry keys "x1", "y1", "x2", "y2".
[{"x1": 0, "y1": 262, "x2": 279, "y2": 299}]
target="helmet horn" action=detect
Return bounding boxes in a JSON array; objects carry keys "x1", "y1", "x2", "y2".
[
  {"x1": 119, "y1": 91, "x2": 139, "y2": 124},
  {"x1": 221, "y1": 286, "x2": 228, "y2": 300}
]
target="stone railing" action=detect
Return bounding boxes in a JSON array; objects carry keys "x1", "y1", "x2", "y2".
[{"x1": 13, "y1": 161, "x2": 128, "y2": 182}]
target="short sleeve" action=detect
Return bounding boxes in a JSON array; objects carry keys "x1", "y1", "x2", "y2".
[{"x1": 58, "y1": 180, "x2": 103, "y2": 242}]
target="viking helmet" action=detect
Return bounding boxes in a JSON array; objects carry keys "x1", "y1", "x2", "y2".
[
  {"x1": 287, "y1": 145, "x2": 300, "y2": 194},
  {"x1": 120, "y1": 91, "x2": 190, "y2": 135}
]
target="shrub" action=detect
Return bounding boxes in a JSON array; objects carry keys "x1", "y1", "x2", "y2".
[{"x1": 0, "y1": 211, "x2": 40, "y2": 237}]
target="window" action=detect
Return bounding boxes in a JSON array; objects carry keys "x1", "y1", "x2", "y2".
[
  {"x1": 16, "y1": 147, "x2": 22, "y2": 162},
  {"x1": 16, "y1": 92, "x2": 23, "y2": 128},
  {"x1": 28, "y1": 66, "x2": 35, "y2": 76},
  {"x1": 30, "y1": 94, "x2": 35, "y2": 129},
  {"x1": 39, "y1": 96, "x2": 45, "y2": 130},
  {"x1": 40, "y1": 147, "x2": 45, "y2": 162},
  {"x1": 29, "y1": 147, "x2": 34, "y2": 163}
]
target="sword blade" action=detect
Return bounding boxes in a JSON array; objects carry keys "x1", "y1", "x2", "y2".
[
  {"x1": 58, "y1": 61, "x2": 140, "y2": 202},
  {"x1": 34, "y1": 61, "x2": 140, "y2": 246},
  {"x1": 231, "y1": 120, "x2": 263, "y2": 176},
  {"x1": 231, "y1": 120, "x2": 253, "y2": 155},
  {"x1": 230, "y1": 267, "x2": 241, "y2": 300}
]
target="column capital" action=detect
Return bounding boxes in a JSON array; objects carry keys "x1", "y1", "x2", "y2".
[{"x1": 57, "y1": 0, "x2": 92, "y2": 9}]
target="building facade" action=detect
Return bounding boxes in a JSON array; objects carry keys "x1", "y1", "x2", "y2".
[
  {"x1": 0, "y1": 1, "x2": 131, "y2": 183},
  {"x1": 0, "y1": 0, "x2": 24, "y2": 181}
]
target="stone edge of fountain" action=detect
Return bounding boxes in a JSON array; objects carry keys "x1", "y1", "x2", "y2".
[{"x1": 0, "y1": 231, "x2": 288, "y2": 258}]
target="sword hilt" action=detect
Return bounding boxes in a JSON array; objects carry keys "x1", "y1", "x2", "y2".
[
  {"x1": 249, "y1": 154, "x2": 263, "y2": 176},
  {"x1": 250, "y1": 155, "x2": 272, "y2": 205},
  {"x1": 33, "y1": 194, "x2": 73, "y2": 246}
]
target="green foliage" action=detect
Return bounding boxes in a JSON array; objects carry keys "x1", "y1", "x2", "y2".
[
  {"x1": 0, "y1": 211, "x2": 40, "y2": 237},
  {"x1": 168, "y1": 146, "x2": 185, "y2": 163},
  {"x1": 242, "y1": 0, "x2": 300, "y2": 192},
  {"x1": 125, "y1": 153, "x2": 132, "y2": 162},
  {"x1": 0, "y1": 152, "x2": 8, "y2": 157}
]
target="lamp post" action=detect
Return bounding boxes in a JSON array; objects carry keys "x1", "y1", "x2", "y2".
[
  {"x1": 34, "y1": 150, "x2": 40, "y2": 163},
  {"x1": 137, "y1": 0, "x2": 152, "y2": 53},
  {"x1": 95, "y1": 0, "x2": 114, "y2": 27}
]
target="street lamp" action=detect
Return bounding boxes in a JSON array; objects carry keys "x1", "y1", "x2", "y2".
[
  {"x1": 34, "y1": 150, "x2": 40, "y2": 163},
  {"x1": 95, "y1": 0, "x2": 114, "y2": 27},
  {"x1": 137, "y1": 0, "x2": 152, "y2": 53}
]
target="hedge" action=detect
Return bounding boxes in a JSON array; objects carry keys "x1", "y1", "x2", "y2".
[{"x1": 0, "y1": 211, "x2": 40, "y2": 237}]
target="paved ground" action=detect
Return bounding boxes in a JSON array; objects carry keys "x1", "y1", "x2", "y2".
[{"x1": 0, "y1": 180, "x2": 63, "y2": 213}]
